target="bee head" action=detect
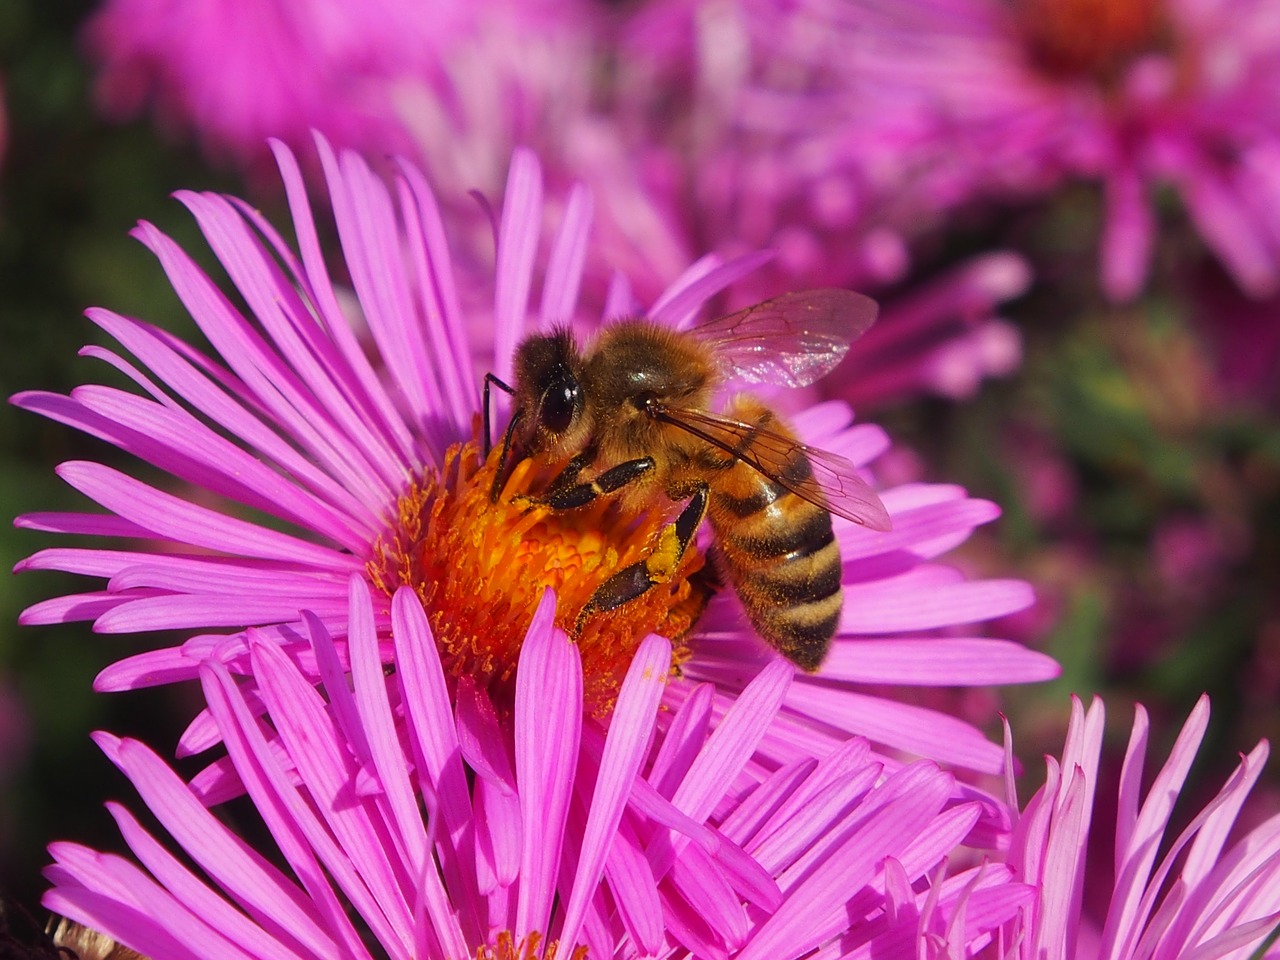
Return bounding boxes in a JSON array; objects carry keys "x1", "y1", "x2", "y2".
[{"x1": 513, "y1": 327, "x2": 587, "y2": 451}]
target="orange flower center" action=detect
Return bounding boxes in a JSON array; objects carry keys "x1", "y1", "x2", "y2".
[
  {"x1": 1019, "y1": 0, "x2": 1167, "y2": 81},
  {"x1": 474, "y1": 931, "x2": 589, "y2": 960},
  {"x1": 368, "y1": 441, "x2": 707, "y2": 716}
]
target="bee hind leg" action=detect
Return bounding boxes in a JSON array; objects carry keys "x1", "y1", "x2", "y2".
[{"x1": 574, "y1": 483, "x2": 708, "y2": 630}]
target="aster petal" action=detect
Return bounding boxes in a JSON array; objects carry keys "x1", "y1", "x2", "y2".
[
  {"x1": 393, "y1": 166, "x2": 474, "y2": 433},
  {"x1": 746, "y1": 762, "x2": 884, "y2": 875},
  {"x1": 82, "y1": 308, "x2": 381, "y2": 530},
  {"x1": 493, "y1": 148, "x2": 544, "y2": 384},
  {"x1": 455, "y1": 678, "x2": 522, "y2": 893},
  {"x1": 129, "y1": 219, "x2": 399, "y2": 506},
  {"x1": 779, "y1": 684, "x2": 1007, "y2": 773},
  {"x1": 558, "y1": 633, "x2": 671, "y2": 951},
  {"x1": 1179, "y1": 741, "x2": 1272, "y2": 917},
  {"x1": 1174, "y1": 155, "x2": 1279, "y2": 298},
  {"x1": 840, "y1": 566, "x2": 1034, "y2": 631},
  {"x1": 649, "y1": 681, "x2": 715, "y2": 795},
  {"x1": 513, "y1": 589, "x2": 582, "y2": 938},
  {"x1": 819, "y1": 637, "x2": 1059, "y2": 685},
  {"x1": 388, "y1": 586, "x2": 483, "y2": 939},
  {"x1": 199, "y1": 663, "x2": 373, "y2": 959},
  {"x1": 95, "y1": 594, "x2": 349, "y2": 634},
  {"x1": 839, "y1": 497, "x2": 1000, "y2": 563},
  {"x1": 19, "y1": 591, "x2": 130, "y2": 627},
  {"x1": 44, "y1": 853, "x2": 251, "y2": 960},
  {"x1": 95, "y1": 643, "x2": 216, "y2": 691},
  {"x1": 267, "y1": 140, "x2": 419, "y2": 465},
  {"x1": 13, "y1": 509, "x2": 151, "y2": 538},
  {"x1": 600, "y1": 817, "x2": 664, "y2": 954},
  {"x1": 90, "y1": 733, "x2": 338, "y2": 958},
  {"x1": 738, "y1": 762, "x2": 955, "y2": 960},
  {"x1": 310, "y1": 141, "x2": 443, "y2": 449},
  {"x1": 1102, "y1": 696, "x2": 1212, "y2": 959},
  {"x1": 104, "y1": 803, "x2": 309, "y2": 960},
  {"x1": 539, "y1": 182, "x2": 595, "y2": 328},
  {"x1": 669, "y1": 659, "x2": 792, "y2": 825},
  {"x1": 20, "y1": 387, "x2": 366, "y2": 549},
  {"x1": 56, "y1": 460, "x2": 358, "y2": 570},
  {"x1": 247, "y1": 635, "x2": 415, "y2": 958},
  {"x1": 650, "y1": 250, "x2": 776, "y2": 330},
  {"x1": 176, "y1": 183, "x2": 421, "y2": 476}
]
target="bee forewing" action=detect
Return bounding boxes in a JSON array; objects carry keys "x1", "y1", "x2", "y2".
[
  {"x1": 654, "y1": 404, "x2": 893, "y2": 531},
  {"x1": 802, "y1": 446, "x2": 893, "y2": 531},
  {"x1": 691, "y1": 289, "x2": 879, "y2": 388}
]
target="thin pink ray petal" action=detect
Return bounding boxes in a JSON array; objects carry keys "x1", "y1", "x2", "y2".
[
  {"x1": 559, "y1": 634, "x2": 671, "y2": 951},
  {"x1": 493, "y1": 149, "x2": 544, "y2": 385},
  {"x1": 818, "y1": 637, "x2": 1059, "y2": 684},
  {"x1": 514, "y1": 590, "x2": 582, "y2": 939}
]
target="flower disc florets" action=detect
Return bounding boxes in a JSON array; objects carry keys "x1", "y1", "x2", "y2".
[{"x1": 369, "y1": 440, "x2": 706, "y2": 716}]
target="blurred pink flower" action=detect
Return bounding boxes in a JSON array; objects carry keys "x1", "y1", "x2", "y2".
[
  {"x1": 999, "y1": 695, "x2": 1280, "y2": 958},
  {"x1": 45, "y1": 577, "x2": 1034, "y2": 959},
  {"x1": 827, "y1": 253, "x2": 1029, "y2": 409},
  {"x1": 81, "y1": 0, "x2": 580, "y2": 169},
  {"x1": 15, "y1": 138, "x2": 1054, "y2": 776},
  {"x1": 82, "y1": 0, "x2": 1033, "y2": 405},
  {"x1": 772, "y1": 0, "x2": 1280, "y2": 301}
]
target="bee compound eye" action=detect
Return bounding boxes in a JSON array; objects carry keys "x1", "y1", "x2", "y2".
[{"x1": 541, "y1": 380, "x2": 580, "y2": 434}]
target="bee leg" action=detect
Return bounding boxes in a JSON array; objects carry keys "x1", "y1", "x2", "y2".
[
  {"x1": 529, "y1": 456, "x2": 655, "y2": 511},
  {"x1": 482, "y1": 373, "x2": 515, "y2": 459},
  {"x1": 484, "y1": 373, "x2": 522, "y2": 503},
  {"x1": 575, "y1": 483, "x2": 708, "y2": 629}
]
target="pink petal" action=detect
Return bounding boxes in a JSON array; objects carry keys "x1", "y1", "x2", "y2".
[
  {"x1": 559, "y1": 633, "x2": 671, "y2": 950},
  {"x1": 513, "y1": 590, "x2": 582, "y2": 938}
]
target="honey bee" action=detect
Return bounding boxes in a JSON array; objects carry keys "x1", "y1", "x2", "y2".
[{"x1": 484, "y1": 290, "x2": 892, "y2": 671}]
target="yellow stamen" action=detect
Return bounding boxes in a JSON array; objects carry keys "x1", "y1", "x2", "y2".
[
  {"x1": 368, "y1": 440, "x2": 707, "y2": 716},
  {"x1": 474, "y1": 931, "x2": 589, "y2": 960}
]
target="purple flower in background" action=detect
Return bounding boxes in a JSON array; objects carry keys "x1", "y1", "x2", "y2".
[
  {"x1": 14, "y1": 138, "x2": 1053, "y2": 776},
  {"x1": 82, "y1": 0, "x2": 582, "y2": 169},
  {"x1": 999, "y1": 695, "x2": 1280, "y2": 958},
  {"x1": 82, "y1": 0, "x2": 1035, "y2": 406},
  {"x1": 771, "y1": 0, "x2": 1280, "y2": 301},
  {"x1": 826, "y1": 253, "x2": 1028, "y2": 409},
  {"x1": 45, "y1": 577, "x2": 1034, "y2": 960}
]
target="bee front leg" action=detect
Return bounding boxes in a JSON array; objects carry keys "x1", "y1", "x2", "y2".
[
  {"x1": 525, "y1": 456, "x2": 655, "y2": 511},
  {"x1": 575, "y1": 483, "x2": 708, "y2": 630}
]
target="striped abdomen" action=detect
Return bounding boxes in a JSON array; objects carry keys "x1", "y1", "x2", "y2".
[{"x1": 705, "y1": 447, "x2": 842, "y2": 672}]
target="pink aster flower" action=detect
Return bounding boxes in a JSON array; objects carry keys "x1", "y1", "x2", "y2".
[
  {"x1": 81, "y1": 0, "x2": 581, "y2": 170},
  {"x1": 998, "y1": 694, "x2": 1280, "y2": 958},
  {"x1": 13, "y1": 137, "x2": 1054, "y2": 777},
  {"x1": 769, "y1": 0, "x2": 1280, "y2": 301},
  {"x1": 45, "y1": 577, "x2": 1034, "y2": 959}
]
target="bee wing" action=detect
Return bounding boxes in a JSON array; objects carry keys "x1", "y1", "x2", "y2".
[
  {"x1": 652, "y1": 405, "x2": 893, "y2": 531},
  {"x1": 689, "y1": 289, "x2": 879, "y2": 388}
]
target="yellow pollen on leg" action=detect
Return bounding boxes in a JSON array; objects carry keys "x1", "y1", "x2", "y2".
[{"x1": 368, "y1": 441, "x2": 707, "y2": 716}]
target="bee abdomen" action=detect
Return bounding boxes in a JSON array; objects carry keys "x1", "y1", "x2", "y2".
[{"x1": 711, "y1": 480, "x2": 843, "y2": 671}]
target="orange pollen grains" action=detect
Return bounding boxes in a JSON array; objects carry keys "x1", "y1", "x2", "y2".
[
  {"x1": 474, "y1": 931, "x2": 589, "y2": 960},
  {"x1": 367, "y1": 440, "x2": 707, "y2": 717},
  {"x1": 1019, "y1": 0, "x2": 1167, "y2": 81}
]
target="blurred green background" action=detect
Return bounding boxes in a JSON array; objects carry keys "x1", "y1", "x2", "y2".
[{"x1": 2, "y1": 0, "x2": 1278, "y2": 927}]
